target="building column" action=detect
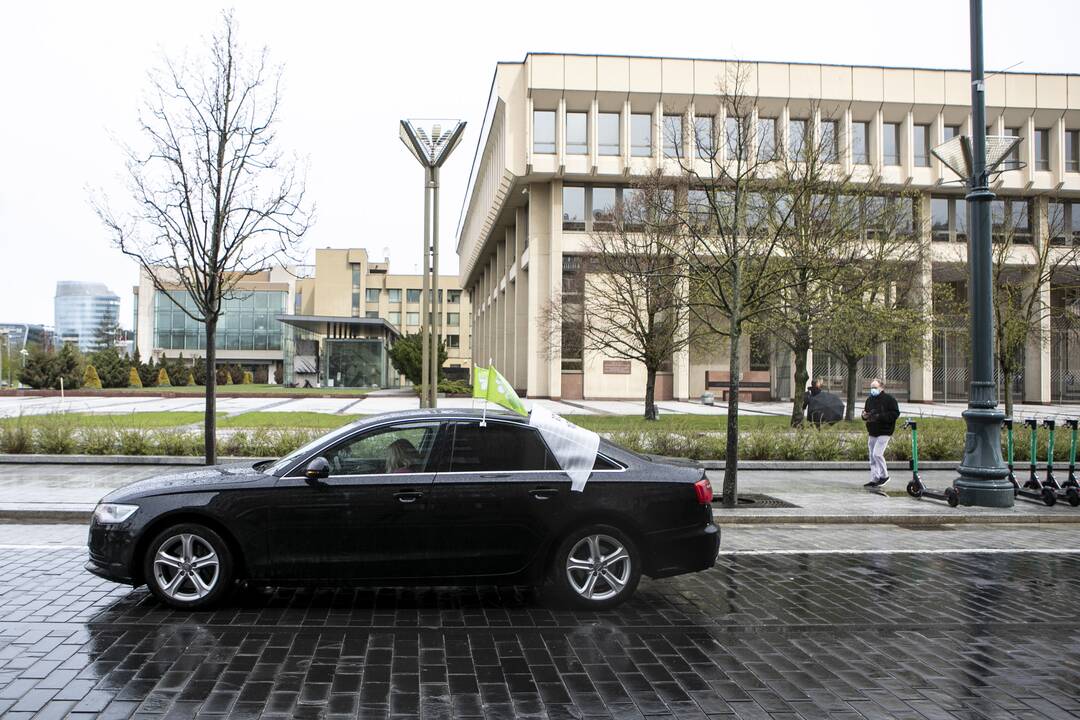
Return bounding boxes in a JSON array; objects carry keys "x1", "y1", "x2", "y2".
[
  {"x1": 526, "y1": 182, "x2": 556, "y2": 397},
  {"x1": 514, "y1": 208, "x2": 529, "y2": 392},
  {"x1": 503, "y1": 225, "x2": 517, "y2": 389},
  {"x1": 909, "y1": 193, "x2": 935, "y2": 402},
  {"x1": 491, "y1": 246, "x2": 503, "y2": 372},
  {"x1": 1024, "y1": 199, "x2": 1052, "y2": 404},
  {"x1": 672, "y1": 278, "x2": 690, "y2": 401}
]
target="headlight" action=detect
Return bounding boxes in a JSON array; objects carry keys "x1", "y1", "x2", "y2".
[{"x1": 93, "y1": 503, "x2": 138, "y2": 524}]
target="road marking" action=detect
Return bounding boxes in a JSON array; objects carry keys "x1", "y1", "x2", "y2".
[{"x1": 720, "y1": 547, "x2": 1080, "y2": 556}]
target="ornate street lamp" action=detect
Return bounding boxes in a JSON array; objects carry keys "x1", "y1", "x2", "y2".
[
  {"x1": 400, "y1": 119, "x2": 466, "y2": 408},
  {"x1": 929, "y1": 0, "x2": 1020, "y2": 507}
]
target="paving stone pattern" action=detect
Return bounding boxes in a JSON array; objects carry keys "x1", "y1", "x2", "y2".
[{"x1": 0, "y1": 546, "x2": 1077, "y2": 718}]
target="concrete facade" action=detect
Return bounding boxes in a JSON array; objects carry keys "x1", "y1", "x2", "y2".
[{"x1": 457, "y1": 53, "x2": 1080, "y2": 403}]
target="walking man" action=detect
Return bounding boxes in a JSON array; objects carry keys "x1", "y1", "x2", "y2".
[{"x1": 862, "y1": 378, "x2": 900, "y2": 488}]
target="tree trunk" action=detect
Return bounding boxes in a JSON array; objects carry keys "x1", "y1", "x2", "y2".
[
  {"x1": 722, "y1": 325, "x2": 741, "y2": 507},
  {"x1": 644, "y1": 367, "x2": 658, "y2": 421},
  {"x1": 790, "y1": 343, "x2": 809, "y2": 427},
  {"x1": 1001, "y1": 357, "x2": 1013, "y2": 419},
  {"x1": 845, "y1": 356, "x2": 859, "y2": 422},
  {"x1": 204, "y1": 320, "x2": 217, "y2": 465}
]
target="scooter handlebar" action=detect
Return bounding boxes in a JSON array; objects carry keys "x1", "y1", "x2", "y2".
[
  {"x1": 1042, "y1": 419, "x2": 1056, "y2": 429},
  {"x1": 1002, "y1": 417, "x2": 1013, "y2": 429},
  {"x1": 903, "y1": 419, "x2": 916, "y2": 429},
  {"x1": 1067, "y1": 419, "x2": 1079, "y2": 430},
  {"x1": 1024, "y1": 418, "x2": 1039, "y2": 429}
]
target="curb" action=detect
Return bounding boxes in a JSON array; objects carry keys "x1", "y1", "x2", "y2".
[
  {"x1": 711, "y1": 512, "x2": 1080, "y2": 525},
  {"x1": 698, "y1": 460, "x2": 955, "y2": 471}
]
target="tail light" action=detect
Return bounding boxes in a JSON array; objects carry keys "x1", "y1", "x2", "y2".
[{"x1": 694, "y1": 476, "x2": 713, "y2": 504}]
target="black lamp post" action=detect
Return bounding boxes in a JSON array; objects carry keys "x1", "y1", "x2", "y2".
[{"x1": 932, "y1": 0, "x2": 1016, "y2": 507}]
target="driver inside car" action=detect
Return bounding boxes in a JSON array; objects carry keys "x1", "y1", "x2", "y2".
[{"x1": 385, "y1": 438, "x2": 420, "y2": 473}]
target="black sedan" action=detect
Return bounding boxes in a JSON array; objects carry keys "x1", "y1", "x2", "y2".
[{"x1": 86, "y1": 409, "x2": 719, "y2": 610}]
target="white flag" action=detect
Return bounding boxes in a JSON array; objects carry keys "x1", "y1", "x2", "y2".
[{"x1": 529, "y1": 405, "x2": 600, "y2": 492}]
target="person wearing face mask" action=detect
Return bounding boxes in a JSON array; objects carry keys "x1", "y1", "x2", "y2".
[{"x1": 861, "y1": 378, "x2": 900, "y2": 488}]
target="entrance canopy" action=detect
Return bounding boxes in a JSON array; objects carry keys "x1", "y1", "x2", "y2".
[{"x1": 277, "y1": 315, "x2": 400, "y2": 340}]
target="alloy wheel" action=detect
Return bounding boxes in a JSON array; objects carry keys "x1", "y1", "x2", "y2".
[
  {"x1": 565, "y1": 533, "x2": 631, "y2": 601},
  {"x1": 152, "y1": 533, "x2": 220, "y2": 602}
]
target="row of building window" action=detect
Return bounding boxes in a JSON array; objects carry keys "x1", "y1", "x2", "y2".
[
  {"x1": 534, "y1": 109, "x2": 1080, "y2": 172},
  {"x1": 929, "y1": 198, "x2": 1080, "y2": 244},
  {"x1": 153, "y1": 290, "x2": 286, "y2": 352},
  {"x1": 358, "y1": 288, "x2": 463, "y2": 304},
  {"x1": 561, "y1": 185, "x2": 915, "y2": 237}
]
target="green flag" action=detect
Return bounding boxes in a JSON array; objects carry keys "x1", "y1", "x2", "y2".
[
  {"x1": 472, "y1": 366, "x2": 489, "y2": 399},
  {"x1": 483, "y1": 367, "x2": 527, "y2": 416}
]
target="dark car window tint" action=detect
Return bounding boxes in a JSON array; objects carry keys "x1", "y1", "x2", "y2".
[
  {"x1": 593, "y1": 454, "x2": 621, "y2": 470},
  {"x1": 450, "y1": 422, "x2": 559, "y2": 472},
  {"x1": 321, "y1": 423, "x2": 439, "y2": 476}
]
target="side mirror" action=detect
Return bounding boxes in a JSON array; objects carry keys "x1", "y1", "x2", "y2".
[{"x1": 304, "y1": 457, "x2": 330, "y2": 483}]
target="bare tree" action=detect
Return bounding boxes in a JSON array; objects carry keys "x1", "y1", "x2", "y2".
[
  {"x1": 761, "y1": 105, "x2": 924, "y2": 425},
  {"x1": 95, "y1": 12, "x2": 312, "y2": 464},
  {"x1": 991, "y1": 200, "x2": 1077, "y2": 416},
  {"x1": 661, "y1": 63, "x2": 803, "y2": 506},
  {"x1": 545, "y1": 174, "x2": 697, "y2": 420}
]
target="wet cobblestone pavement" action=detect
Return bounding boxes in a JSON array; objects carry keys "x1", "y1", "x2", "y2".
[{"x1": 0, "y1": 538, "x2": 1078, "y2": 718}]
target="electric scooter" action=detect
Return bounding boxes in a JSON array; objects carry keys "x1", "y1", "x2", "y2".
[
  {"x1": 1040, "y1": 418, "x2": 1080, "y2": 507},
  {"x1": 1019, "y1": 418, "x2": 1057, "y2": 506},
  {"x1": 1051, "y1": 418, "x2": 1080, "y2": 507},
  {"x1": 904, "y1": 419, "x2": 959, "y2": 506}
]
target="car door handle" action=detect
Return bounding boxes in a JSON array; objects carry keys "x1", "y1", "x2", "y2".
[
  {"x1": 395, "y1": 490, "x2": 423, "y2": 503},
  {"x1": 530, "y1": 487, "x2": 560, "y2": 500},
  {"x1": 480, "y1": 473, "x2": 511, "y2": 479}
]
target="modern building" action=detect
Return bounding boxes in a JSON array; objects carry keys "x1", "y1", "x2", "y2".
[
  {"x1": 54, "y1": 281, "x2": 121, "y2": 352},
  {"x1": 457, "y1": 53, "x2": 1080, "y2": 403},
  {"x1": 0, "y1": 323, "x2": 50, "y2": 353},
  {"x1": 133, "y1": 248, "x2": 471, "y2": 388},
  {"x1": 287, "y1": 248, "x2": 472, "y2": 387}
]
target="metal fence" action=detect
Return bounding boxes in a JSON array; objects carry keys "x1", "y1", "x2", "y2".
[{"x1": 1052, "y1": 329, "x2": 1080, "y2": 402}]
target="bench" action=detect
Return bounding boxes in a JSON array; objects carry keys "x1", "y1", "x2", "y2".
[{"x1": 704, "y1": 370, "x2": 772, "y2": 402}]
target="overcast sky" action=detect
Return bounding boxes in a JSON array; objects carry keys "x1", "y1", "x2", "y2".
[{"x1": 0, "y1": 0, "x2": 1076, "y2": 328}]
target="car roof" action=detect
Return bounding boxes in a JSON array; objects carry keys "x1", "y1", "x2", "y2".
[{"x1": 350, "y1": 408, "x2": 529, "y2": 429}]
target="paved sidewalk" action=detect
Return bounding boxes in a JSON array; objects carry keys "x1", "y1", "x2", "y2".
[
  {"x1": 5, "y1": 392, "x2": 1080, "y2": 419},
  {"x1": 1, "y1": 462, "x2": 1078, "y2": 525}
]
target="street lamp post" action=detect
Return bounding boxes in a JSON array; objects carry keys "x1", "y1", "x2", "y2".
[
  {"x1": 400, "y1": 119, "x2": 466, "y2": 408},
  {"x1": 932, "y1": 0, "x2": 1015, "y2": 507}
]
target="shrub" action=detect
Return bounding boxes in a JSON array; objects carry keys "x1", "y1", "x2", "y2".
[
  {"x1": 242, "y1": 371, "x2": 254, "y2": 385},
  {"x1": 83, "y1": 364, "x2": 103, "y2": 389},
  {"x1": 186, "y1": 371, "x2": 196, "y2": 386},
  {"x1": 223, "y1": 370, "x2": 234, "y2": 385},
  {"x1": 128, "y1": 367, "x2": 143, "y2": 388},
  {"x1": 156, "y1": 368, "x2": 171, "y2": 387},
  {"x1": 80, "y1": 426, "x2": 118, "y2": 455},
  {"x1": 152, "y1": 429, "x2": 201, "y2": 456},
  {"x1": 437, "y1": 379, "x2": 470, "y2": 395},
  {"x1": 117, "y1": 429, "x2": 152, "y2": 455},
  {"x1": 0, "y1": 418, "x2": 32, "y2": 454},
  {"x1": 88, "y1": 347, "x2": 129, "y2": 388},
  {"x1": 36, "y1": 416, "x2": 76, "y2": 454}
]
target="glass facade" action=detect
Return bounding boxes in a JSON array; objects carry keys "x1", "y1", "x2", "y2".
[
  {"x1": 914, "y1": 124, "x2": 930, "y2": 166},
  {"x1": 153, "y1": 290, "x2": 285, "y2": 351},
  {"x1": 54, "y1": 281, "x2": 120, "y2": 351},
  {"x1": 883, "y1": 123, "x2": 900, "y2": 165},
  {"x1": 852, "y1": 121, "x2": 869, "y2": 164},
  {"x1": 566, "y1": 112, "x2": 587, "y2": 155},
  {"x1": 325, "y1": 339, "x2": 388, "y2": 388},
  {"x1": 757, "y1": 118, "x2": 776, "y2": 161},
  {"x1": 662, "y1": 115, "x2": 682, "y2": 158}
]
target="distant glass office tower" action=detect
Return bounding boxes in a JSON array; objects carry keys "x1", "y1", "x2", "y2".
[{"x1": 54, "y1": 281, "x2": 120, "y2": 351}]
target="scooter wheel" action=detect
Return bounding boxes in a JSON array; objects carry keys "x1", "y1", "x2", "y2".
[
  {"x1": 906, "y1": 481, "x2": 922, "y2": 498},
  {"x1": 1041, "y1": 487, "x2": 1057, "y2": 507},
  {"x1": 1067, "y1": 488, "x2": 1080, "y2": 507},
  {"x1": 945, "y1": 488, "x2": 959, "y2": 507}
]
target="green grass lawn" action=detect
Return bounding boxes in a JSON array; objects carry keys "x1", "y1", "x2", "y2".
[
  {"x1": 0, "y1": 411, "x2": 208, "y2": 429},
  {"x1": 564, "y1": 414, "x2": 964, "y2": 433},
  {"x1": 220, "y1": 412, "x2": 365, "y2": 429}
]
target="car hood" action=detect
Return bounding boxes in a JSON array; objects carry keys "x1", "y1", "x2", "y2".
[{"x1": 101, "y1": 462, "x2": 266, "y2": 502}]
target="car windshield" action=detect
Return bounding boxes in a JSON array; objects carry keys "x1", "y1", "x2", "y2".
[{"x1": 263, "y1": 423, "x2": 360, "y2": 476}]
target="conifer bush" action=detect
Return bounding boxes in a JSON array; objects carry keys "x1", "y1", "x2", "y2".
[
  {"x1": 83, "y1": 365, "x2": 103, "y2": 390},
  {"x1": 156, "y1": 368, "x2": 171, "y2": 387},
  {"x1": 128, "y1": 367, "x2": 143, "y2": 388}
]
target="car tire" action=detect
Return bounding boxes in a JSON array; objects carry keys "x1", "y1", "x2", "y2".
[
  {"x1": 142, "y1": 523, "x2": 233, "y2": 610},
  {"x1": 548, "y1": 523, "x2": 641, "y2": 610}
]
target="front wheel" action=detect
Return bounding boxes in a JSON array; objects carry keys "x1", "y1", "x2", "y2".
[
  {"x1": 945, "y1": 488, "x2": 959, "y2": 507},
  {"x1": 549, "y1": 524, "x2": 640, "y2": 610},
  {"x1": 1041, "y1": 487, "x2": 1057, "y2": 507},
  {"x1": 142, "y1": 523, "x2": 233, "y2": 610},
  {"x1": 906, "y1": 481, "x2": 923, "y2": 498},
  {"x1": 1066, "y1": 488, "x2": 1080, "y2": 507}
]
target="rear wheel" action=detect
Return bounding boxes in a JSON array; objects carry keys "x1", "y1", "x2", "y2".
[
  {"x1": 549, "y1": 524, "x2": 640, "y2": 610},
  {"x1": 142, "y1": 523, "x2": 233, "y2": 610}
]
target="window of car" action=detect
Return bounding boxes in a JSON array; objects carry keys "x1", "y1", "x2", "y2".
[
  {"x1": 316, "y1": 423, "x2": 440, "y2": 476},
  {"x1": 449, "y1": 422, "x2": 559, "y2": 472}
]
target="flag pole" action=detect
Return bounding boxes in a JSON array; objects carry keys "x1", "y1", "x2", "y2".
[{"x1": 480, "y1": 358, "x2": 493, "y2": 427}]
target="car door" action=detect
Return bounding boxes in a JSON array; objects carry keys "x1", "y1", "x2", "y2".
[
  {"x1": 427, "y1": 420, "x2": 571, "y2": 579},
  {"x1": 268, "y1": 421, "x2": 443, "y2": 580}
]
